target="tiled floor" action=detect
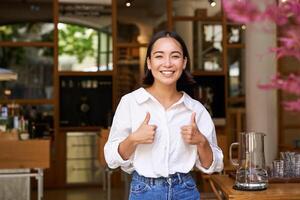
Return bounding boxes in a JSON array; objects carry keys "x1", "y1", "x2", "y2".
[
  {"x1": 31, "y1": 187, "x2": 125, "y2": 200},
  {"x1": 31, "y1": 187, "x2": 217, "y2": 200}
]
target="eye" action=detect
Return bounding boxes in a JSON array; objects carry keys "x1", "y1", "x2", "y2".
[
  {"x1": 154, "y1": 55, "x2": 163, "y2": 59},
  {"x1": 172, "y1": 54, "x2": 181, "y2": 59}
]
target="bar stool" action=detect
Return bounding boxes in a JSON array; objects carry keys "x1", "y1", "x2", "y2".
[
  {"x1": 98, "y1": 128, "x2": 113, "y2": 200},
  {"x1": 98, "y1": 128, "x2": 131, "y2": 200}
]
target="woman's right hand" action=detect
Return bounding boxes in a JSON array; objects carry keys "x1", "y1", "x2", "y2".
[{"x1": 130, "y1": 112, "x2": 157, "y2": 144}]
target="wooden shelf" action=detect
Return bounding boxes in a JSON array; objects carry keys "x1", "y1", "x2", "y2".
[
  {"x1": 0, "y1": 99, "x2": 54, "y2": 105},
  {"x1": 0, "y1": 139, "x2": 50, "y2": 169},
  {"x1": 278, "y1": 144, "x2": 300, "y2": 152},
  {"x1": 59, "y1": 126, "x2": 102, "y2": 132},
  {"x1": 173, "y1": 16, "x2": 221, "y2": 21},
  {"x1": 0, "y1": 41, "x2": 54, "y2": 47},
  {"x1": 58, "y1": 71, "x2": 113, "y2": 76},
  {"x1": 117, "y1": 42, "x2": 147, "y2": 48},
  {"x1": 192, "y1": 71, "x2": 225, "y2": 76},
  {"x1": 227, "y1": 43, "x2": 245, "y2": 48},
  {"x1": 283, "y1": 124, "x2": 300, "y2": 129}
]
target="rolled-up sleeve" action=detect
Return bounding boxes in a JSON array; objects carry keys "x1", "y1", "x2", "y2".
[
  {"x1": 195, "y1": 109, "x2": 224, "y2": 174},
  {"x1": 104, "y1": 96, "x2": 134, "y2": 172}
]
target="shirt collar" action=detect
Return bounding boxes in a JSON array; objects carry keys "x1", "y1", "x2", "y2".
[
  {"x1": 133, "y1": 87, "x2": 151, "y2": 104},
  {"x1": 181, "y1": 92, "x2": 195, "y2": 111},
  {"x1": 133, "y1": 87, "x2": 196, "y2": 111}
]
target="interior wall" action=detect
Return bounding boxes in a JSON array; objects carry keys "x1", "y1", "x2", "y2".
[{"x1": 245, "y1": 19, "x2": 278, "y2": 165}]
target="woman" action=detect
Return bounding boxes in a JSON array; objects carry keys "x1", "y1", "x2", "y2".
[{"x1": 104, "y1": 30, "x2": 223, "y2": 200}]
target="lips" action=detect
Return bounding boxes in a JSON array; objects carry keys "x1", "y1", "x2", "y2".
[{"x1": 160, "y1": 70, "x2": 175, "y2": 77}]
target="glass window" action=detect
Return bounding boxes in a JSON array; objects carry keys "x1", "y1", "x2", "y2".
[
  {"x1": 193, "y1": 22, "x2": 223, "y2": 71},
  {"x1": 0, "y1": 46, "x2": 54, "y2": 99},
  {"x1": 0, "y1": 0, "x2": 53, "y2": 42},
  {"x1": 0, "y1": 103, "x2": 54, "y2": 138},
  {"x1": 58, "y1": 23, "x2": 112, "y2": 72},
  {"x1": 227, "y1": 24, "x2": 246, "y2": 44},
  {"x1": 228, "y1": 48, "x2": 245, "y2": 97},
  {"x1": 0, "y1": 23, "x2": 54, "y2": 42}
]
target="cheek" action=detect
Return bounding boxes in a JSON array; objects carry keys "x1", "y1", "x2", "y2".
[
  {"x1": 150, "y1": 60, "x2": 163, "y2": 69},
  {"x1": 175, "y1": 62, "x2": 186, "y2": 71}
]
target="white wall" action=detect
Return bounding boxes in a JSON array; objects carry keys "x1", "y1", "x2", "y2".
[{"x1": 245, "y1": 20, "x2": 278, "y2": 166}]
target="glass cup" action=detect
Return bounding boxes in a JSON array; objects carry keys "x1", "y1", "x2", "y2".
[
  {"x1": 272, "y1": 160, "x2": 284, "y2": 178},
  {"x1": 295, "y1": 154, "x2": 300, "y2": 177}
]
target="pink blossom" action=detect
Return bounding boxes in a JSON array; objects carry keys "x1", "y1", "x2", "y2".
[
  {"x1": 271, "y1": 26, "x2": 300, "y2": 59},
  {"x1": 264, "y1": 3, "x2": 289, "y2": 25},
  {"x1": 258, "y1": 74, "x2": 300, "y2": 95},
  {"x1": 222, "y1": 0, "x2": 263, "y2": 23},
  {"x1": 225, "y1": 0, "x2": 300, "y2": 112},
  {"x1": 282, "y1": 99, "x2": 300, "y2": 112}
]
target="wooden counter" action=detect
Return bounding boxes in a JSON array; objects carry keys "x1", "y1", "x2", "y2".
[
  {"x1": 210, "y1": 175, "x2": 300, "y2": 200},
  {"x1": 0, "y1": 139, "x2": 50, "y2": 169}
]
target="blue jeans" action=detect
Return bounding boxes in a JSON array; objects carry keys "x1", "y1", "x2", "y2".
[{"x1": 129, "y1": 171, "x2": 200, "y2": 200}]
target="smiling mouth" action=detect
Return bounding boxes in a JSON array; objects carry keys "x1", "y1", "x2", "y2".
[{"x1": 160, "y1": 70, "x2": 175, "y2": 76}]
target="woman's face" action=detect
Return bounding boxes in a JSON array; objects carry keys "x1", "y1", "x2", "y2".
[{"x1": 147, "y1": 37, "x2": 187, "y2": 87}]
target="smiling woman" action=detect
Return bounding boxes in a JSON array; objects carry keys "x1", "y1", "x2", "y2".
[{"x1": 104, "y1": 30, "x2": 224, "y2": 200}]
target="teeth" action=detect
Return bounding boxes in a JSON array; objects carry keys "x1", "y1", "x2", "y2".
[{"x1": 161, "y1": 71, "x2": 174, "y2": 75}]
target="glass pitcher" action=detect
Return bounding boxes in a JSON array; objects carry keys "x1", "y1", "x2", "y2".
[{"x1": 229, "y1": 131, "x2": 268, "y2": 190}]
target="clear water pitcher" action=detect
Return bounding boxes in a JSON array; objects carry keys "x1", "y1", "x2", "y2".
[{"x1": 229, "y1": 131, "x2": 268, "y2": 190}]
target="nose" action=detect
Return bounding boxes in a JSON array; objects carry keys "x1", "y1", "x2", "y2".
[{"x1": 164, "y1": 57, "x2": 172, "y2": 67}]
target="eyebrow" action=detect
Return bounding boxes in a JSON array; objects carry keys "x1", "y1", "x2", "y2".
[{"x1": 152, "y1": 51, "x2": 183, "y2": 55}]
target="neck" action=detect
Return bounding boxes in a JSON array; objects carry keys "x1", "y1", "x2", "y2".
[{"x1": 146, "y1": 83, "x2": 182, "y2": 109}]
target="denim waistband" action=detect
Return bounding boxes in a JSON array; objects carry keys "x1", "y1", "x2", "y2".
[{"x1": 132, "y1": 171, "x2": 191, "y2": 186}]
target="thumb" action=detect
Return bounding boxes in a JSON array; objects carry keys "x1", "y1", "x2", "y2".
[
  {"x1": 190, "y1": 112, "x2": 196, "y2": 124},
  {"x1": 143, "y1": 112, "x2": 150, "y2": 124}
]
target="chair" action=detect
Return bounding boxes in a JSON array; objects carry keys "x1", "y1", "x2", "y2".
[
  {"x1": 98, "y1": 128, "x2": 130, "y2": 200},
  {"x1": 98, "y1": 128, "x2": 113, "y2": 200}
]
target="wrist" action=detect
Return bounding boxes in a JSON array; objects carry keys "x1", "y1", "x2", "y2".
[
  {"x1": 197, "y1": 137, "x2": 209, "y2": 148},
  {"x1": 128, "y1": 133, "x2": 138, "y2": 146}
]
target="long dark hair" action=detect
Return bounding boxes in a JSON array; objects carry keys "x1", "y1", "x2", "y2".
[{"x1": 142, "y1": 30, "x2": 196, "y2": 96}]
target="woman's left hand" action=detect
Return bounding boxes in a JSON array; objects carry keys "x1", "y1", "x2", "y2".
[{"x1": 181, "y1": 112, "x2": 207, "y2": 145}]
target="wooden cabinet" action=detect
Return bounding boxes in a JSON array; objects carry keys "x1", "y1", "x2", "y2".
[
  {"x1": 277, "y1": 57, "x2": 300, "y2": 153},
  {"x1": 0, "y1": 139, "x2": 50, "y2": 169}
]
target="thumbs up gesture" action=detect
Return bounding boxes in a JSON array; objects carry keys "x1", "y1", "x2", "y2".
[
  {"x1": 131, "y1": 112, "x2": 157, "y2": 144},
  {"x1": 181, "y1": 112, "x2": 207, "y2": 145}
]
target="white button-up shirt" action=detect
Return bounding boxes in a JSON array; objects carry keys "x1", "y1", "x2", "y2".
[{"x1": 104, "y1": 88, "x2": 223, "y2": 178}]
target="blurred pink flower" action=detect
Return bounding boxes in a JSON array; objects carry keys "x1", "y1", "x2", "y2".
[
  {"x1": 259, "y1": 74, "x2": 300, "y2": 95},
  {"x1": 224, "y1": 0, "x2": 300, "y2": 112},
  {"x1": 222, "y1": 0, "x2": 263, "y2": 23},
  {"x1": 283, "y1": 99, "x2": 300, "y2": 111}
]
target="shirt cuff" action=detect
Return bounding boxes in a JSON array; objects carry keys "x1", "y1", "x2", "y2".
[
  {"x1": 195, "y1": 144, "x2": 223, "y2": 174},
  {"x1": 105, "y1": 139, "x2": 132, "y2": 169}
]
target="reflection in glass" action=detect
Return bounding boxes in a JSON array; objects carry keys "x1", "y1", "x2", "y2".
[
  {"x1": 0, "y1": 47, "x2": 53, "y2": 99},
  {"x1": 227, "y1": 24, "x2": 245, "y2": 44},
  {"x1": 58, "y1": 23, "x2": 112, "y2": 72},
  {"x1": 0, "y1": 104, "x2": 54, "y2": 138},
  {"x1": 0, "y1": 0, "x2": 53, "y2": 35},
  {"x1": 172, "y1": 0, "x2": 221, "y2": 17},
  {"x1": 228, "y1": 48, "x2": 245, "y2": 97},
  {"x1": 0, "y1": 23, "x2": 54, "y2": 42},
  {"x1": 194, "y1": 76, "x2": 225, "y2": 118},
  {"x1": 195, "y1": 23, "x2": 223, "y2": 71},
  {"x1": 117, "y1": 0, "x2": 167, "y2": 43}
]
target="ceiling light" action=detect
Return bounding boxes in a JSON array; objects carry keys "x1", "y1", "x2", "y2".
[
  {"x1": 125, "y1": 0, "x2": 132, "y2": 7},
  {"x1": 208, "y1": 0, "x2": 216, "y2": 7}
]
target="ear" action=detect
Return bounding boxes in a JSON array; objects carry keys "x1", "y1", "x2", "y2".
[
  {"x1": 183, "y1": 57, "x2": 187, "y2": 69},
  {"x1": 147, "y1": 57, "x2": 151, "y2": 70}
]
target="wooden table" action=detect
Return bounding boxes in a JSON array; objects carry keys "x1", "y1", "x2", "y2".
[
  {"x1": 209, "y1": 175, "x2": 300, "y2": 200},
  {"x1": 0, "y1": 139, "x2": 50, "y2": 200}
]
